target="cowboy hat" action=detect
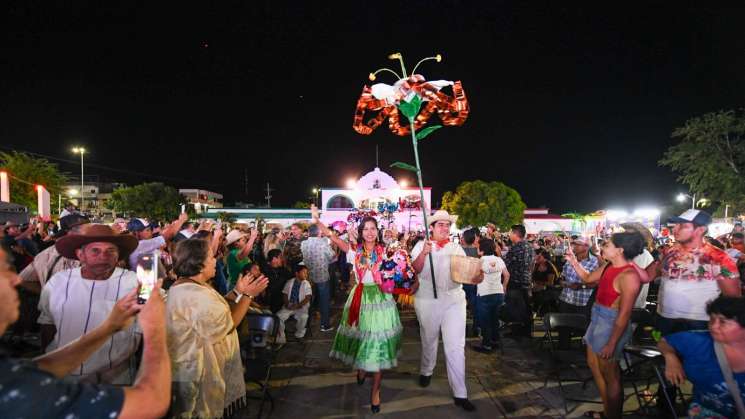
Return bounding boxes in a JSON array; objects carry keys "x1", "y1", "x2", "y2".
[
  {"x1": 428, "y1": 210, "x2": 457, "y2": 226},
  {"x1": 55, "y1": 224, "x2": 138, "y2": 260},
  {"x1": 226, "y1": 229, "x2": 248, "y2": 246}
]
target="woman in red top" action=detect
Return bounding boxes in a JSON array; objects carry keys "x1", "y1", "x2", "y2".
[{"x1": 566, "y1": 232, "x2": 647, "y2": 419}]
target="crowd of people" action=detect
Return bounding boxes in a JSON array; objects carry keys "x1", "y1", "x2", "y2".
[{"x1": 1, "y1": 205, "x2": 744, "y2": 418}]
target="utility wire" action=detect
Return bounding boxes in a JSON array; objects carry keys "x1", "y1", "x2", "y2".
[{"x1": 0, "y1": 146, "x2": 223, "y2": 188}]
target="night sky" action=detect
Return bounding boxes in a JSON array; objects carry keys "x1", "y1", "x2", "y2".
[{"x1": 2, "y1": 2, "x2": 744, "y2": 213}]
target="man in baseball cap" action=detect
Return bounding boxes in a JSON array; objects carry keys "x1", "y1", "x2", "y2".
[
  {"x1": 667, "y1": 209, "x2": 712, "y2": 227},
  {"x1": 649, "y1": 208, "x2": 741, "y2": 337},
  {"x1": 127, "y1": 213, "x2": 189, "y2": 269}
]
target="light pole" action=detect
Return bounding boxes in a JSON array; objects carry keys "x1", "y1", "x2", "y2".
[
  {"x1": 677, "y1": 192, "x2": 696, "y2": 210},
  {"x1": 72, "y1": 147, "x2": 86, "y2": 211},
  {"x1": 312, "y1": 188, "x2": 319, "y2": 207}
]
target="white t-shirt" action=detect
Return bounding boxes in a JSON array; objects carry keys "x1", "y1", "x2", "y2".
[
  {"x1": 128, "y1": 236, "x2": 166, "y2": 269},
  {"x1": 346, "y1": 249, "x2": 376, "y2": 284},
  {"x1": 410, "y1": 241, "x2": 466, "y2": 299},
  {"x1": 282, "y1": 278, "x2": 313, "y2": 312},
  {"x1": 38, "y1": 267, "x2": 141, "y2": 384},
  {"x1": 632, "y1": 249, "x2": 654, "y2": 309},
  {"x1": 478, "y1": 255, "x2": 506, "y2": 296}
]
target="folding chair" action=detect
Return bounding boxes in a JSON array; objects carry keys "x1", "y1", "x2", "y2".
[
  {"x1": 542, "y1": 312, "x2": 600, "y2": 415},
  {"x1": 240, "y1": 313, "x2": 280, "y2": 419},
  {"x1": 622, "y1": 345, "x2": 684, "y2": 418}
]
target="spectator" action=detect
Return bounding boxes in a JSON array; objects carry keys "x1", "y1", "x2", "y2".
[
  {"x1": 127, "y1": 213, "x2": 189, "y2": 269},
  {"x1": 18, "y1": 214, "x2": 90, "y2": 294},
  {"x1": 472, "y1": 238, "x2": 509, "y2": 353},
  {"x1": 658, "y1": 296, "x2": 745, "y2": 418},
  {"x1": 166, "y1": 238, "x2": 268, "y2": 418},
  {"x1": 503, "y1": 224, "x2": 535, "y2": 338},
  {"x1": 282, "y1": 222, "x2": 306, "y2": 269},
  {"x1": 301, "y1": 223, "x2": 336, "y2": 332},
  {"x1": 649, "y1": 210, "x2": 741, "y2": 336},
  {"x1": 0, "y1": 245, "x2": 171, "y2": 419},
  {"x1": 461, "y1": 227, "x2": 480, "y2": 335},
  {"x1": 531, "y1": 248, "x2": 559, "y2": 316},
  {"x1": 225, "y1": 227, "x2": 258, "y2": 288},
  {"x1": 263, "y1": 248, "x2": 293, "y2": 313},
  {"x1": 276, "y1": 263, "x2": 313, "y2": 344},
  {"x1": 565, "y1": 231, "x2": 647, "y2": 419},
  {"x1": 556, "y1": 236, "x2": 600, "y2": 348},
  {"x1": 38, "y1": 224, "x2": 141, "y2": 384}
]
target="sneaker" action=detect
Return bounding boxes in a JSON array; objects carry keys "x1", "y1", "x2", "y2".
[
  {"x1": 320, "y1": 326, "x2": 334, "y2": 332},
  {"x1": 418, "y1": 374, "x2": 431, "y2": 388}
]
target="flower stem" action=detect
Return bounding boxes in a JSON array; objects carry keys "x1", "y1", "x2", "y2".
[{"x1": 409, "y1": 116, "x2": 437, "y2": 299}]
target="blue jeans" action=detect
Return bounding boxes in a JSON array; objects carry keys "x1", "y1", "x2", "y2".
[
  {"x1": 315, "y1": 281, "x2": 330, "y2": 328},
  {"x1": 476, "y1": 293, "x2": 504, "y2": 346},
  {"x1": 463, "y1": 284, "x2": 478, "y2": 332}
]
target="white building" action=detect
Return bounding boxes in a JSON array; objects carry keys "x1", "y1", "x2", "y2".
[
  {"x1": 179, "y1": 189, "x2": 223, "y2": 213},
  {"x1": 319, "y1": 167, "x2": 432, "y2": 232},
  {"x1": 523, "y1": 208, "x2": 574, "y2": 235}
]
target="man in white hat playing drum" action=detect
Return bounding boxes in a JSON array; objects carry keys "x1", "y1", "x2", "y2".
[{"x1": 411, "y1": 210, "x2": 480, "y2": 412}]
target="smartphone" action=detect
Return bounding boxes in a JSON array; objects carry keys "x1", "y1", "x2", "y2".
[{"x1": 136, "y1": 251, "x2": 159, "y2": 304}]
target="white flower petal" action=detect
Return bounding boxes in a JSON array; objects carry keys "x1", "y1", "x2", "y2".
[{"x1": 370, "y1": 83, "x2": 397, "y2": 101}]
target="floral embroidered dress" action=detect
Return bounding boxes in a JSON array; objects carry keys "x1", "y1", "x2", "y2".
[
  {"x1": 166, "y1": 283, "x2": 246, "y2": 418},
  {"x1": 329, "y1": 244, "x2": 403, "y2": 372}
]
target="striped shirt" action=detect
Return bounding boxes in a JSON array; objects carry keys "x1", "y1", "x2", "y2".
[{"x1": 38, "y1": 267, "x2": 141, "y2": 385}]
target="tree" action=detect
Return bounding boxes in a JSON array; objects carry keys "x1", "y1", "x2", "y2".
[
  {"x1": 441, "y1": 180, "x2": 526, "y2": 229},
  {"x1": 660, "y1": 110, "x2": 745, "y2": 211},
  {"x1": 215, "y1": 211, "x2": 237, "y2": 224},
  {"x1": 293, "y1": 200, "x2": 311, "y2": 209},
  {"x1": 108, "y1": 182, "x2": 185, "y2": 221},
  {"x1": 0, "y1": 151, "x2": 68, "y2": 213}
]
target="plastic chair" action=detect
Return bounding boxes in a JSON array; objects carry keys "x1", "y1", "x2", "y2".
[
  {"x1": 542, "y1": 312, "x2": 600, "y2": 415},
  {"x1": 240, "y1": 313, "x2": 280, "y2": 419}
]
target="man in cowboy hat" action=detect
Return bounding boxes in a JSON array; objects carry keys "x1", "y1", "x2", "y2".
[
  {"x1": 19, "y1": 214, "x2": 90, "y2": 293},
  {"x1": 411, "y1": 210, "x2": 479, "y2": 412},
  {"x1": 38, "y1": 224, "x2": 141, "y2": 385},
  {"x1": 0, "y1": 244, "x2": 171, "y2": 419}
]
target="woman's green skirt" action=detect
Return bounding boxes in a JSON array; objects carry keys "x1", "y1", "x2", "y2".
[{"x1": 329, "y1": 283, "x2": 402, "y2": 372}]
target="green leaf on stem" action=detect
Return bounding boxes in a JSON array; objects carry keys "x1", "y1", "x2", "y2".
[
  {"x1": 398, "y1": 95, "x2": 422, "y2": 119},
  {"x1": 415, "y1": 125, "x2": 442, "y2": 141},
  {"x1": 390, "y1": 162, "x2": 419, "y2": 173}
]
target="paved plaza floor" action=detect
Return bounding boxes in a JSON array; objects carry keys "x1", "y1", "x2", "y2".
[{"x1": 240, "y1": 289, "x2": 680, "y2": 418}]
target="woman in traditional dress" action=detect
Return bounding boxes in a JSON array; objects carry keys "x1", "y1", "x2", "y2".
[
  {"x1": 317, "y1": 216, "x2": 407, "y2": 414},
  {"x1": 166, "y1": 238, "x2": 268, "y2": 418}
]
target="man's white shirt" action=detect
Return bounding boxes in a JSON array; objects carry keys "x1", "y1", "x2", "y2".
[{"x1": 38, "y1": 267, "x2": 141, "y2": 384}]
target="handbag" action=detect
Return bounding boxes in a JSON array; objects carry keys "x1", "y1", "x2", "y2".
[{"x1": 714, "y1": 342, "x2": 745, "y2": 419}]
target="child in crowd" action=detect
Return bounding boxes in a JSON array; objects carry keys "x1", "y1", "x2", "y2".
[
  {"x1": 276, "y1": 263, "x2": 313, "y2": 344},
  {"x1": 472, "y1": 238, "x2": 510, "y2": 353}
]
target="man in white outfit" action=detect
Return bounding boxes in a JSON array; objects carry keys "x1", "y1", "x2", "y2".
[{"x1": 411, "y1": 210, "x2": 478, "y2": 412}]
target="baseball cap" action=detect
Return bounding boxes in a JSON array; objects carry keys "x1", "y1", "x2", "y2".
[
  {"x1": 571, "y1": 236, "x2": 590, "y2": 246},
  {"x1": 127, "y1": 218, "x2": 152, "y2": 232},
  {"x1": 294, "y1": 261, "x2": 308, "y2": 274},
  {"x1": 667, "y1": 209, "x2": 712, "y2": 226}
]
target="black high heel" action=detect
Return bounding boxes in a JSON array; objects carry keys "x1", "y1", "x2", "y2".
[
  {"x1": 357, "y1": 371, "x2": 366, "y2": 386},
  {"x1": 371, "y1": 389, "x2": 381, "y2": 414}
]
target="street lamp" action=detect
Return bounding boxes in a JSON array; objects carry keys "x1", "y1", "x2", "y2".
[
  {"x1": 676, "y1": 192, "x2": 696, "y2": 209},
  {"x1": 72, "y1": 147, "x2": 86, "y2": 211},
  {"x1": 312, "y1": 188, "x2": 319, "y2": 207}
]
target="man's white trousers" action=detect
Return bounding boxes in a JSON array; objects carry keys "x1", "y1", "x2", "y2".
[{"x1": 414, "y1": 291, "x2": 467, "y2": 398}]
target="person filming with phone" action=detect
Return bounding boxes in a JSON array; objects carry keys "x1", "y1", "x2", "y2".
[
  {"x1": 38, "y1": 224, "x2": 143, "y2": 385},
  {"x1": 0, "y1": 244, "x2": 171, "y2": 419}
]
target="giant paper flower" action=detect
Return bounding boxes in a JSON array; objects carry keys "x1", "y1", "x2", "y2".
[{"x1": 353, "y1": 74, "x2": 469, "y2": 136}]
